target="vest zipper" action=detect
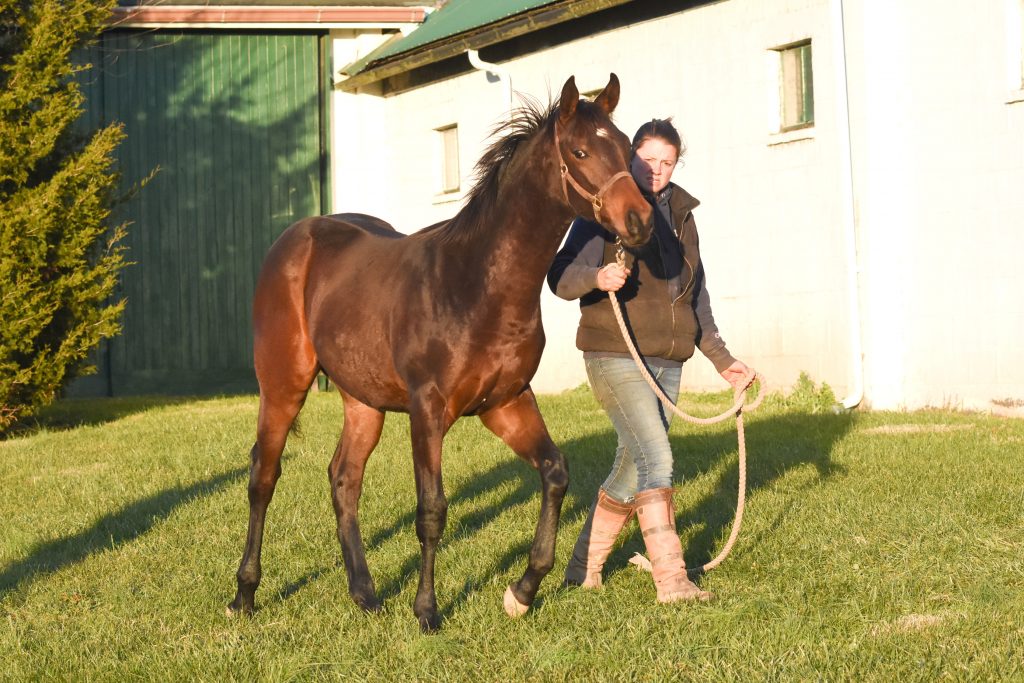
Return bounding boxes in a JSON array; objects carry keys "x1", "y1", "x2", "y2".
[
  {"x1": 668, "y1": 305, "x2": 676, "y2": 358},
  {"x1": 674, "y1": 257, "x2": 696, "y2": 305}
]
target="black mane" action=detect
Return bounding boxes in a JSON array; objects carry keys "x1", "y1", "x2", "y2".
[{"x1": 437, "y1": 96, "x2": 555, "y2": 241}]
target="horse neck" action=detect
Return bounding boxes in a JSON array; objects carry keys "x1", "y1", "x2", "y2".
[{"x1": 464, "y1": 132, "x2": 574, "y2": 302}]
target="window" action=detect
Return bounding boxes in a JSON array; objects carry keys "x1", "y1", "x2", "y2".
[
  {"x1": 777, "y1": 41, "x2": 814, "y2": 131},
  {"x1": 437, "y1": 124, "x2": 459, "y2": 193}
]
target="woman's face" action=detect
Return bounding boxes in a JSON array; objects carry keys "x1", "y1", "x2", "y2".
[{"x1": 630, "y1": 137, "x2": 679, "y2": 195}]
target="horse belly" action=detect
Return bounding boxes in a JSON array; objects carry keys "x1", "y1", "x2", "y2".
[
  {"x1": 310, "y1": 308, "x2": 409, "y2": 410},
  {"x1": 305, "y1": 237, "x2": 411, "y2": 410}
]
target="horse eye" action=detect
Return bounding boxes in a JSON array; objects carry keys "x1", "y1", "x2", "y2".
[{"x1": 572, "y1": 149, "x2": 588, "y2": 159}]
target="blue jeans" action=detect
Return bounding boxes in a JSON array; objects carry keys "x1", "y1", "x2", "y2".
[{"x1": 584, "y1": 356, "x2": 682, "y2": 503}]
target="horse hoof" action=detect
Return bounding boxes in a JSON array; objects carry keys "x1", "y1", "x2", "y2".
[
  {"x1": 353, "y1": 594, "x2": 383, "y2": 614},
  {"x1": 503, "y1": 585, "x2": 529, "y2": 618},
  {"x1": 225, "y1": 603, "x2": 250, "y2": 618},
  {"x1": 226, "y1": 596, "x2": 253, "y2": 618},
  {"x1": 418, "y1": 614, "x2": 442, "y2": 632}
]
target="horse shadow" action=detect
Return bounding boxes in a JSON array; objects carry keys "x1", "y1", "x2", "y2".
[
  {"x1": 274, "y1": 409, "x2": 852, "y2": 624},
  {"x1": 0, "y1": 465, "x2": 249, "y2": 597},
  {"x1": 609, "y1": 410, "x2": 851, "y2": 577}
]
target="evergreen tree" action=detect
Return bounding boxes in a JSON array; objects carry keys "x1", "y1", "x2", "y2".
[{"x1": 0, "y1": 0, "x2": 127, "y2": 433}]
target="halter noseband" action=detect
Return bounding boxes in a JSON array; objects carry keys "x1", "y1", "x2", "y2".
[{"x1": 554, "y1": 124, "x2": 633, "y2": 221}]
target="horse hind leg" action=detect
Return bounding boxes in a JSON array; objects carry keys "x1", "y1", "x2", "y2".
[
  {"x1": 228, "y1": 387, "x2": 311, "y2": 616},
  {"x1": 328, "y1": 391, "x2": 385, "y2": 613},
  {"x1": 228, "y1": 284, "x2": 319, "y2": 616}
]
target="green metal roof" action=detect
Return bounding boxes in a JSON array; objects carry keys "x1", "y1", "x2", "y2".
[
  {"x1": 372, "y1": 0, "x2": 559, "y2": 61},
  {"x1": 339, "y1": 0, "x2": 633, "y2": 89}
]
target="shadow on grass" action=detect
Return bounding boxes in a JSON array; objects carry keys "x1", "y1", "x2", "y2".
[
  {"x1": 269, "y1": 453, "x2": 590, "y2": 617},
  {"x1": 638, "y1": 410, "x2": 851, "y2": 576},
  {"x1": 3, "y1": 395, "x2": 209, "y2": 439},
  {"x1": 0, "y1": 465, "x2": 249, "y2": 597},
  {"x1": 269, "y1": 409, "x2": 852, "y2": 626},
  {"x1": 553, "y1": 412, "x2": 853, "y2": 582}
]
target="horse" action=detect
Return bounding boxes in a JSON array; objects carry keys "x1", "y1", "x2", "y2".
[{"x1": 227, "y1": 73, "x2": 653, "y2": 631}]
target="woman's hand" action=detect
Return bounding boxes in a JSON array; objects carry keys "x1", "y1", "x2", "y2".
[
  {"x1": 596, "y1": 263, "x2": 630, "y2": 292},
  {"x1": 721, "y1": 360, "x2": 755, "y2": 391}
]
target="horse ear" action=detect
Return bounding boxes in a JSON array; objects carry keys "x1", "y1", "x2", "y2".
[
  {"x1": 558, "y1": 75, "x2": 579, "y2": 124},
  {"x1": 593, "y1": 73, "x2": 620, "y2": 114}
]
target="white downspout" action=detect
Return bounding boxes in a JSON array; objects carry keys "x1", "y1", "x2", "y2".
[
  {"x1": 467, "y1": 49, "x2": 513, "y2": 117},
  {"x1": 831, "y1": 0, "x2": 864, "y2": 410}
]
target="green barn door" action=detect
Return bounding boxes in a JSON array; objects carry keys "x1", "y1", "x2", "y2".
[{"x1": 85, "y1": 31, "x2": 329, "y2": 395}]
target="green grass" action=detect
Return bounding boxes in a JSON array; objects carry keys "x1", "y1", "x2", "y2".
[{"x1": 1, "y1": 384, "x2": 1022, "y2": 681}]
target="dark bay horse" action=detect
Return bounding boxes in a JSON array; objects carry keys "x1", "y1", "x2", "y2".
[{"x1": 228, "y1": 74, "x2": 653, "y2": 630}]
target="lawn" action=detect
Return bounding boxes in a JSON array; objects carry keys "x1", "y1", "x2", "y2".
[{"x1": 1, "y1": 382, "x2": 1021, "y2": 681}]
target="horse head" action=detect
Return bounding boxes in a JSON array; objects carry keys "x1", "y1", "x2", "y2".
[{"x1": 555, "y1": 74, "x2": 653, "y2": 249}]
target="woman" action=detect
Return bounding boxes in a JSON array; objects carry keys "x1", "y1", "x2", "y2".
[{"x1": 547, "y1": 118, "x2": 751, "y2": 603}]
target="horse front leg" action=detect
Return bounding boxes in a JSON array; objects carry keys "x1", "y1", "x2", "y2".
[
  {"x1": 409, "y1": 392, "x2": 452, "y2": 631},
  {"x1": 479, "y1": 388, "x2": 569, "y2": 617},
  {"x1": 329, "y1": 392, "x2": 386, "y2": 613}
]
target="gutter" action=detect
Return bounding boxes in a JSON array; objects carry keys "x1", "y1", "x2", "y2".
[
  {"x1": 831, "y1": 0, "x2": 864, "y2": 409},
  {"x1": 467, "y1": 49, "x2": 512, "y2": 117}
]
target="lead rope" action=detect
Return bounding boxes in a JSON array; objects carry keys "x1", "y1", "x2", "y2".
[{"x1": 609, "y1": 245, "x2": 767, "y2": 574}]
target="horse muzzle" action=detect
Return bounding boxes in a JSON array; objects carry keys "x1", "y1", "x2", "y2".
[{"x1": 616, "y1": 205, "x2": 653, "y2": 249}]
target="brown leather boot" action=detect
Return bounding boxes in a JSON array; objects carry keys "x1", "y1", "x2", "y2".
[
  {"x1": 634, "y1": 487, "x2": 712, "y2": 603},
  {"x1": 563, "y1": 489, "x2": 635, "y2": 588}
]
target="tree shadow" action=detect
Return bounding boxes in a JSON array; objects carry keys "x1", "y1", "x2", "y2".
[
  {"x1": 75, "y1": 31, "x2": 328, "y2": 396},
  {"x1": 2, "y1": 395, "x2": 209, "y2": 439},
  {"x1": 0, "y1": 465, "x2": 249, "y2": 597}
]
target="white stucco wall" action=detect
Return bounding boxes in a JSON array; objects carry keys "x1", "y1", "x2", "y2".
[
  {"x1": 843, "y1": 0, "x2": 1024, "y2": 411},
  {"x1": 330, "y1": 0, "x2": 1024, "y2": 413}
]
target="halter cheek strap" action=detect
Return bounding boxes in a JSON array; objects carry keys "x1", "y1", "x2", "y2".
[{"x1": 554, "y1": 126, "x2": 633, "y2": 221}]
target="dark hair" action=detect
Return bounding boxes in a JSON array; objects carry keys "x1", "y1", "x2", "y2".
[{"x1": 631, "y1": 118, "x2": 685, "y2": 160}]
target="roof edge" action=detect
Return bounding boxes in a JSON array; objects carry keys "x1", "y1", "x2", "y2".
[
  {"x1": 337, "y1": 0, "x2": 633, "y2": 92},
  {"x1": 109, "y1": 4, "x2": 427, "y2": 29}
]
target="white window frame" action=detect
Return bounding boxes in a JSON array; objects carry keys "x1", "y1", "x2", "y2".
[
  {"x1": 1006, "y1": 0, "x2": 1024, "y2": 104},
  {"x1": 436, "y1": 123, "x2": 460, "y2": 196},
  {"x1": 777, "y1": 40, "x2": 815, "y2": 132},
  {"x1": 767, "y1": 38, "x2": 817, "y2": 146}
]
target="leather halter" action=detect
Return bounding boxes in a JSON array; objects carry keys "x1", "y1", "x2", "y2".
[{"x1": 554, "y1": 124, "x2": 633, "y2": 221}]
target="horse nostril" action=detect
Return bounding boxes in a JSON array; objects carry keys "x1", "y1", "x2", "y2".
[
  {"x1": 623, "y1": 210, "x2": 653, "y2": 246},
  {"x1": 627, "y1": 210, "x2": 644, "y2": 237}
]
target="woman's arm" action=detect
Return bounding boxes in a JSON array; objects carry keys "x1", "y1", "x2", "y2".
[
  {"x1": 547, "y1": 219, "x2": 611, "y2": 300},
  {"x1": 693, "y1": 264, "x2": 736, "y2": 372},
  {"x1": 694, "y1": 262, "x2": 755, "y2": 389}
]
